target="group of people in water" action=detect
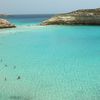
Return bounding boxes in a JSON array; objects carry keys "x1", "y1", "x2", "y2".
[{"x1": 0, "y1": 58, "x2": 21, "y2": 81}]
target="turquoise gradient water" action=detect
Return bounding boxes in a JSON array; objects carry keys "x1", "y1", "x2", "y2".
[{"x1": 0, "y1": 16, "x2": 100, "y2": 100}]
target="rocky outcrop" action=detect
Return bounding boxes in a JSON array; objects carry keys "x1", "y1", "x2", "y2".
[
  {"x1": 0, "y1": 19, "x2": 16, "y2": 29},
  {"x1": 41, "y1": 8, "x2": 100, "y2": 25}
]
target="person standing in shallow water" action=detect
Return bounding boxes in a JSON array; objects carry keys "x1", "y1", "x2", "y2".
[
  {"x1": 17, "y1": 76, "x2": 21, "y2": 80},
  {"x1": 5, "y1": 64, "x2": 8, "y2": 67},
  {"x1": 13, "y1": 65, "x2": 16, "y2": 69},
  {"x1": 5, "y1": 77, "x2": 7, "y2": 81},
  {"x1": 0, "y1": 58, "x2": 3, "y2": 62}
]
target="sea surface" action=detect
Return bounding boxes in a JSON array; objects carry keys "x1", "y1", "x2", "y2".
[{"x1": 0, "y1": 15, "x2": 100, "y2": 100}]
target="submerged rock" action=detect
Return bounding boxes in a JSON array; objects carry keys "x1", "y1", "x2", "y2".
[
  {"x1": 0, "y1": 19, "x2": 16, "y2": 29},
  {"x1": 41, "y1": 8, "x2": 100, "y2": 25}
]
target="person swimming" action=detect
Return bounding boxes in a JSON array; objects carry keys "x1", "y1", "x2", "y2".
[
  {"x1": 5, "y1": 64, "x2": 8, "y2": 67},
  {"x1": 17, "y1": 76, "x2": 21, "y2": 80},
  {"x1": 0, "y1": 58, "x2": 3, "y2": 62},
  {"x1": 13, "y1": 65, "x2": 16, "y2": 69},
  {"x1": 4, "y1": 77, "x2": 7, "y2": 81}
]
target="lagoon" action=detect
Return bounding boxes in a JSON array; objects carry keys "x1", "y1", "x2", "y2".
[{"x1": 0, "y1": 15, "x2": 100, "y2": 100}]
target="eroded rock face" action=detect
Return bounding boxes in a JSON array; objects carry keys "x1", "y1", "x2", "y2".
[
  {"x1": 41, "y1": 8, "x2": 100, "y2": 25},
  {"x1": 0, "y1": 19, "x2": 16, "y2": 29}
]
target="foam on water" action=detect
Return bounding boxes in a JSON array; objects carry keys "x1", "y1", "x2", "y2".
[{"x1": 0, "y1": 25, "x2": 48, "y2": 35}]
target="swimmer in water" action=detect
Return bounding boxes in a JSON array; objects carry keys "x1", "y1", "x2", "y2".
[
  {"x1": 5, "y1": 77, "x2": 7, "y2": 81},
  {"x1": 0, "y1": 59, "x2": 3, "y2": 62},
  {"x1": 17, "y1": 76, "x2": 21, "y2": 80},
  {"x1": 13, "y1": 65, "x2": 16, "y2": 69},
  {"x1": 5, "y1": 64, "x2": 8, "y2": 67}
]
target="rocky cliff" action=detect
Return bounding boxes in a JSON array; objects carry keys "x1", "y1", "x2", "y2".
[
  {"x1": 41, "y1": 8, "x2": 100, "y2": 25},
  {"x1": 0, "y1": 19, "x2": 16, "y2": 29}
]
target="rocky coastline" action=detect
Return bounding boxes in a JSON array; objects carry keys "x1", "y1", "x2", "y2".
[
  {"x1": 0, "y1": 18, "x2": 16, "y2": 29},
  {"x1": 41, "y1": 8, "x2": 100, "y2": 25}
]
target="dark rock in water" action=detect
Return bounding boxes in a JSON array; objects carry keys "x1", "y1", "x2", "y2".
[
  {"x1": 41, "y1": 8, "x2": 100, "y2": 25},
  {"x1": 0, "y1": 19, "x2": 16, "y2": 29}
]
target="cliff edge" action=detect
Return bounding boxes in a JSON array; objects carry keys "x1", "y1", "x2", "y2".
[
  {"x1": 0, "y1": 19, "x2": 16, "y2": 29},
  {"x1": 41, "y1": 8, "x2": 100, "y2": 25}
]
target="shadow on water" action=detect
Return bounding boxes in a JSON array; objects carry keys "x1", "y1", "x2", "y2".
[
  {"x1": 9, "y1": 96, "x2": 22, "y2": 100},
  {"x1": 9, "y1": 95, "x2": 32, "y2": 100}
]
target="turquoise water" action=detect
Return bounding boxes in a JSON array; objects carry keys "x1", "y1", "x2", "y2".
[{"x1": 0, "y1": 16, "x2": 100, "y2": 100}]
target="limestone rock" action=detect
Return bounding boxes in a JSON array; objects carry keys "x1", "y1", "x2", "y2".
[
  {"x1": 41, "y1": 8, "x2": 100, "y2": 25},
  {"x1": 0, "y1": 19, "x2": 16, "y2": 29}
]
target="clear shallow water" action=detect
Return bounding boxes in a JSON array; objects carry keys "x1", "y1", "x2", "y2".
[{"x1": 0, "y1": 15, "x2": 100, "y2": 100}]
